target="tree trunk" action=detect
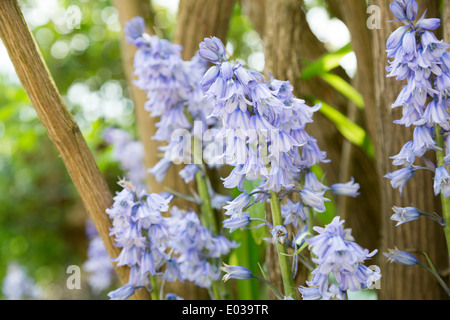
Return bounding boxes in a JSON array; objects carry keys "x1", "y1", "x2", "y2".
[
  {"x1": 370, "y1": 0, "x2": 448, "y2": 299},
  {"x1": 174, "y1": 0, "x2": 236, "y2": 60},
  {"x1": 334, "y1": 0, "x2": 381, "y2": 254},
  {"x1": 262, "y1": 0, "x2": 305, "y2": 299},
  {"x1": 114, "y1": 0, "x2": 162, "y2": 193}
]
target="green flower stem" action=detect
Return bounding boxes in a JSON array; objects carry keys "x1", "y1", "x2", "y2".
[
  {"x1": 269, "y1": 190, "x2": 298, "y2": 299},
  {"x1": 192, "y1": 136, "x2": 228, "y2": 299},
  {"x1": 150, "y1": 275, "x2": 160, "y2": 300},
  {"x1": 195, "y1": 168, "x2": 219, "y2": 234},
  {"x1": 418, "y1": 254, "x2": 450, "y2": 296},
  {"x1": 434, "y1": 124, "x2": 450, "y2": 261},
  {"x1": 253, "y1": 275, "x2": 284, "y2": 300}
]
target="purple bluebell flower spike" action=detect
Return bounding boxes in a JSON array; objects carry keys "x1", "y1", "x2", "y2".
[{"x1": 299, "y1": 217, "x2": 380, "y2": 300}]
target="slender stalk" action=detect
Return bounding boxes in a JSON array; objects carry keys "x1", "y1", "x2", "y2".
[
  {"x1": 195, "y1": 168, "x2": 218, "y2": 234},
  {"x1": 192, "y1": 135, "x2": 230, "y2": 300},
  {"x1": 253, "y1": 275, "x2": 284, "y2": 300},
  {"x1": 417, "y1": 262, "x2": 450, "y2": 296},
  {"x1": 434, "y1": 124, "x2": 450, "y2": 261},
  {"x1": 194, "y1": 171, "x2": 223, "y2": 300},
  {"x1": 150, "y1": 275, "x2": 160, "y2": 300},
  {"x1": 269, "y1": 191, "x2": 298, "y2": 299}
]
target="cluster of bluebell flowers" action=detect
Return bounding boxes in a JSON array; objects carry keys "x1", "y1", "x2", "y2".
[
  {"x1": 100, "y1": 16, "x2": 382, "y2": 301},
  {"x1": 299, "y1": 217, "x2": 380, "y2": 300},
  {"x1": 383, "y1": 0, "x2": 450, "y2": 295},
  {"x1": 385, "y1": 0, "x2": 450, "y2": 200},
  {"x1": 198, "y1": 36, "x2": 378, "y2": 300},
  {"x1": 106, "y1": 179, "x2": 236, "y2": 299},
  {"x1": 124, "y1": 17, "x2": 223, "y2": 183}
]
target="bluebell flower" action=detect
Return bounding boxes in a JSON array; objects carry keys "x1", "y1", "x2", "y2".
[
  {"x1": 125, "y1": 18, "x2": 224, "y2": 189},
  {"x1": 385, "y1": 167, "x2": 415, "y2": 195},
  {"x1": 298, "y1": 286, "x2": 321, "y2": 300},
  {"x1": 106, "y1": 180, "x2": 173, "y2": 295},
  {"x1": 390, "y1": 140, "x2": 416, "y2": 166},
  {"x1": 300, "y1": 217, "x2": 379, "y2": 300},
  {"x1": 389, "y1": 1, "x2": 413, "y2": 22},
  {"x1": 222, "y1": 214, "x2": 251, "y2": 233},
  {"x1": 223, "y1": 193, "x2": 251, "y2": 216},
  {"x1": 199, "y1": 36, "x2": 327, "y2": 196},
  {"x1": 385, "y1": 0, "x2": 450, "y2": 218},
  {"x1": 304, "y1": 171, "x2": 329, "y2": 192},
  {"x1": 178, "y1": 164, "x2": 199, "y2": 184},
  {"x1": 271, "y1": 225, "x2": 288, "y2": 244},
  {"x1": 445, "y1": 135, "x2": 450, "y2": 165},
  {"x1": 198, "y1": 37, "x2": 227, "y2": 64},
  {"x1": 331, "y1": 177, "x2": 360, "y2": 197},
  {"x1": 299, "y1": 188, "x2": 330, "y2": 213},
  {"x1": 321, "y1": 284, "x2": 347, "y2": 300},
  {"x1": 415, "y1": 15, "x2": 440, "y2": 31},
  {"x1": 220, "y1": 264, "x2": 253, "y2": 282},
  {"x1": 412, "y1": 126, "x2": 439, "y2": 157},
  {"x1": 433, "y1": 166, "x2": 450, "y2": 197},
  {"x1": 124, "y1": 16, "x2": 146, "y2": 46},
  {"x1": 384, "y1": 248, "x2": 418, "y2": 266},
  {"x1": 281, "y1": 198, "x2": 308, "y2": 228},
  {"x1": 140, "y1": 250, "x2": 156, "y2": 277},
  {"x1": 149, "y1": 157, "x2": 173, "y2": 183},
  {"x1": 167, "y1": 207, "x2": 237, "y2": 288},
  {"x1": 107, "y1": 284, "x2": 136, "y2": 300},
  {"x1": 390, "y1": 206, "x2": 420, "y2": 226},
  {"x1": 165, "y1": 293, "x2": 184, "y2": 300},
  {"x1": 221, "y1": 165, "x2": 246, "y2": 191},
  {"x1": 162, "y1": 258, "x2": 183, "y2": 283}
]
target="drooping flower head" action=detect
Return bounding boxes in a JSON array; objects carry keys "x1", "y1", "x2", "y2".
[
  {"x1": 106, "y1": 179, "x2": 173, "y2": 296},
  {"x1": 385, "y1": 0, "x2": 450, "y2": 199},
  {"x1": 199, "y1": 36, "x2": 329, "y2": 210},
  {"x1": 299, "y1": 217, "x2": 380, "y2": 300}
]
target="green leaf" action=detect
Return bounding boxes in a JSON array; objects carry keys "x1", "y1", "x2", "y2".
[
  {"x1": 308, "y1": 97, "x2": 375, "y2": 159},
  {"x1": 280, "y1": 239, "x2": 309, "y2": 257},
  {"x1": 320, "y1": 73, "x2": 365, "y2": 109},
  {"x1": 301, "y1": 43, "x2": 353, "y2": 80}
]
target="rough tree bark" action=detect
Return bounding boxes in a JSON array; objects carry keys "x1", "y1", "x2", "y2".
[
  {"x1": 173, "y1": 0, "x2": 236, "y2": 60},
  {"x1": 333, "y1": 0, "x2": 381, "y2": 253},
  {"x1": 446, "y1": 1, "x2": 450, "y2": 44},
  {"x1": 370, "y1": 0, "x2": 448, "y2": 299},
  {"x1": 0, "y1": 0, "x2": 150, "y2": 300}
]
